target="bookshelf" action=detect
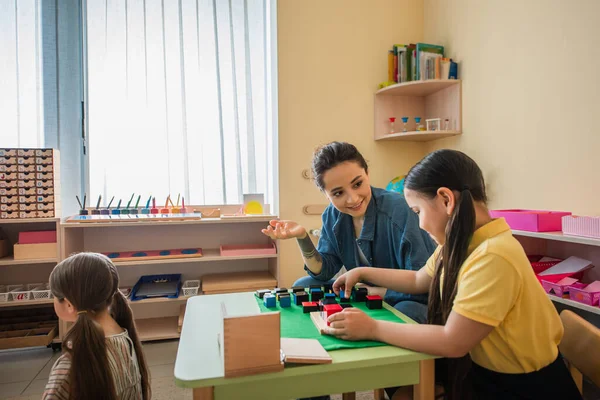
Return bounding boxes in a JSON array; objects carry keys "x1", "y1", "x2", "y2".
[{"x1": 374, "y1": 79, "x2": 462, "y2": 142}]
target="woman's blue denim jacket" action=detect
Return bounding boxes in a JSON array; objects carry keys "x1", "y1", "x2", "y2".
[{"x1": 305, "y1": 186, "x2": 436, "y2": 305}]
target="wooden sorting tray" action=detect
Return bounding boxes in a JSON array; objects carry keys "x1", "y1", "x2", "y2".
[{"x1": 0, "y1": 325, "x2": 57, "y2": 350}]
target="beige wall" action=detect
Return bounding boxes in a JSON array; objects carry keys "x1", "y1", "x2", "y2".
[
  {"x1": 423, "y1": 0, "x2": 600, "y2": 215},
  {"x1": 277, "y1": 0, "x2": 425, "y2": 286}
]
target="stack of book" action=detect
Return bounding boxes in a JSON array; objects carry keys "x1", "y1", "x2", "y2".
[{"x1": 387, "y1": 43, "x2": 458, "y2": 84}]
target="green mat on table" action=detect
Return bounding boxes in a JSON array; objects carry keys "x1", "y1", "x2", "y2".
[{"x1": 255, "y1": 296, "x2": 405, "y2": 351}]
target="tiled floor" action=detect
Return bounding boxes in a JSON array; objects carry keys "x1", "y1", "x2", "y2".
[
  {"x1": 0, "y1": 341, "x2": 375, "y2": 400},
  {"x1": 0, "y1": 340, "x2": 191, "y2": 400}
]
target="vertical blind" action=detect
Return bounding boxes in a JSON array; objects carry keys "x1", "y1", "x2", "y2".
[
  {"x1": 0, "y1": 0, "x2": 44, "y2": 148},
  {"x1": 85, "y1": 0, "x2": 274, "y2": 207}
]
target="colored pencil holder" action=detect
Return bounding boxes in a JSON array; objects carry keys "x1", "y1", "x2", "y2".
[
  {"x1": 100, "y1": 209, "x2": 110, "y2": 215},
  {"x1": 111, "y1": 209, "x2": 121, "y2": 215},
  {"x1": 171, "y1": 207, "x2": 181, "y2": 214},
  {"x1": 91, "y1": 209, "x2": 101, "y2": 215},
  {"x1": 141, "y1": 208, "x2": 151, "y2": 214},
  {"x1": 160, "y1": 208, "x2": 170, "y2": 214},
  {"x1": 128, "y1": 208, "x2": 140, "y2": 214},
  {"x1": 150, "y1": 208, "x2": 159, "y2": 214},
  {"x1": 79, "y1": 209, "x2": 89, "y2": 215},
  {"x1": 121, "y1": 209, "x2": 130, "y2": 215}
]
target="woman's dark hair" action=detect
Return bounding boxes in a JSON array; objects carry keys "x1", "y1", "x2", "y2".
[
  {"x1": 50, "y1": 253, "x2": 150, "y2": 400},
  {"x1": 311, "y1": 141, "x2": 368, "y2": 190},
  {"x1": 404, "y1": 149, "x2": 487, "y2": 400}
]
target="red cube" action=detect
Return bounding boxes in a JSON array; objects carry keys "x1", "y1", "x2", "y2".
[
  {"x1": 321, "y1": 304, "x2": 343, "y2": 326},
  {"x1": 366, "y1": 295, "x2": 383, "y2": 310}
]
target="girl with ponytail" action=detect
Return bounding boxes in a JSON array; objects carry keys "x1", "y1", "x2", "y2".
[
  {"x1": 326, "y1": 150, "x2": 580, "y2": 399},
  {"x1": 43, "y1": 253, "x2": 150, "y2": 400}
]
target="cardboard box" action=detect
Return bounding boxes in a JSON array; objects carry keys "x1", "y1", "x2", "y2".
[{"x1": 13, "y1": 242, "x2": 57, "y2": 260}]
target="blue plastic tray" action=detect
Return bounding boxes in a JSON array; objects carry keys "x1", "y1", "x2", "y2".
[{"x1": 130, "y1": 274, "x2": 182, "y2": 301}]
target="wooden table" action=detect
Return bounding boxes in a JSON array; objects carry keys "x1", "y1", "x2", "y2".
[{"x1": 174, "y1": 293, "x2": 436, "y2": 400}]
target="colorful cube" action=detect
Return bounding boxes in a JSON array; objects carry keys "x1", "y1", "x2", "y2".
[
  {"x1": 274, "y1": 287, "x2": 288, "y2": 294},
  {"x1": 309, "y1": 284, "x2": 322, "y2": 291},
  {"x1": 323, "y1": 283, "x2": 333, "y2": 294},
  {"x1": 340, "y1": 293, "x2": 351, "y2": 303},
  {"x1": 321, "y1": 304, "x2": 343, "y2": 326},
  {"x1": 291, "y1": 286, "x2": 305, "y2": 293},
  {"x1": 279, "y1": 293, "x2": 291, "y2": 308},
  {"x1": 263, "y1": 293, "x2": 276, "y2": 308},
  {"x1": 310, "y1": 288, "x2": 323, "y2": 302},
  {"x1": 366, "y1": 295, "x2": 383, "y2": 309},
  {"x1": 255, "y1": 289, "x2": 270, "y2": 299},
  {"x1": 293, "y1": 291, "x2": 309, "y2": 305},
  {"x1": 321, "y1": 297, "x2": 337, "y2": 305},
  {"x1": 302, "y1": 301, "x2": 319, "y2": 313},
  {"x1": 354, "y1": 287, "x2": 368, "y2": 302},
  {"x1": 340, "y1": 303, "x2": 354, "y2": 309}
]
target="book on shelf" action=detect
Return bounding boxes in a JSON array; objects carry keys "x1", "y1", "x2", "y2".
[{"x1": 381, "y1": 42, "x2": 458, "y2": 88}]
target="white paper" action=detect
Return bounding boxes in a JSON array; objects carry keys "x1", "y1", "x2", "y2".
[{"x1": 538, "y1": 256, "x2": 593, "y2": 276}]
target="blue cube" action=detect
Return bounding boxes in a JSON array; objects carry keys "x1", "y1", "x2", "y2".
[
  {"x1": 324, "y1": 293, "x2": 336, "y2": 300},
  {"x1": 279, "y1": 295, "x2": 291, "y2": 308},
  {"x1": 263, "y1": 293, "x2": 276, "y2": 308}
]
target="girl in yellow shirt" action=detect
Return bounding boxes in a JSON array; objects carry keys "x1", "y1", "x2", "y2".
[{"x1": 327, "y1": 149, "x2": 581, "y2": 399}]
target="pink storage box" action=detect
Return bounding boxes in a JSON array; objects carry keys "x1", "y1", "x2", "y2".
[
  {"x1": 541, "y1": 277, "x2": 579, "y2": 297},
  {"x1": 18, "y1": 230, "x2": 57, "y2": 244},
  {"x1": 220, "y1": 243, "x2": 276, "y2": 257},
  {"x1": 568, "y1": 281, "x2": 600, "y2": 306},
  {"x1": 562, "y1": 215, "x2": 600, "y2": 239},
  {"x1": 489, "y1": 209, "x2": 571, "y2": 232}
]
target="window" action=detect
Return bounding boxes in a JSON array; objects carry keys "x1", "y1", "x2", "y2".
[
  {"x1": 84, "y1": 0, "x2": 276, "y2": 208},
  {"x1": 0, "y1": 0, "x2": 44, "y2": 147}
]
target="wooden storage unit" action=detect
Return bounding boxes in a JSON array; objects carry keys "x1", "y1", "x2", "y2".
[
  {"x1": 374, "y1": 79, "x2": 462, "y2": 142},
  {"x1": 0, "y1": 148, "x2": 61, "y2": 220},
  {"x1": 60, "y1": 204, "x2": 279, "y2": 342}
]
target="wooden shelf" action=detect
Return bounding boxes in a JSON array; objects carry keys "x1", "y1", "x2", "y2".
[
  {"x1": 62, "y1": 215, "x2": 276, "y2": 229},
  {"x1": 137, "y1": 316, "x2": 180, "y2": 341},
  {"x1": 0, "y1": 256, "x2": 58, "y2": 266},
  {"x1": 549, "y1": 295, "x2": 600, "y2": 316},
  {"x1": 376, "y1": 79, "x2": 461, "y2": 96},
  {"x1": 0, "y1": 294, "x2": 195, "y2": 308},
  {"x1": 129, "y1": 295, "x2": 194, "y2": 305},
  {"x1": 512, "y1": 230, "x2": 600, "y2": 247},
  {"x1": 0, "y1": 298, "x2": 54, "y2": 308},
  {"x1": 113, "y1": 248, "x2": 277, "y2": 267},
  {"x1": 0, "y1": 218, "x2": 60, "y2": 225},
  {"x1": 375, "y1": 130, "x2": 461, "y2": 142}
]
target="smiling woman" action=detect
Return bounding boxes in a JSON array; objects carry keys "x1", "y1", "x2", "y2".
[{"x1": 261, "y1": 141, "x2": 436, "y2": 324}]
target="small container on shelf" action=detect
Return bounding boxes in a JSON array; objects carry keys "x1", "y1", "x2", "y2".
[
  {"x1": 31, "y1": 283, "x2": 53, "y2": 300},
  {"x1": 130, "y1": 274, "x2": 182, "y2": 301},
  {"x1": 489, "y1": 209, "x2": 571, "y2": 232},
  {"x1": 562, "y1": 215, "x2": 600, "y2": 239},
  {"x1": 541, "y1": 277, "x2": 579, "y2": 297},
  {"x1": 568, "y1": 281, "x2": 600, "y2": 306},
  {"x1": 0, "y1": 285, "x2": 8, "y2": 303},
  {"x1": 182, "y1": 280, "x2": 201, "y2": 297},
  {"x1": 9, "y1": 284, "x2": 35, "y2": 302}
]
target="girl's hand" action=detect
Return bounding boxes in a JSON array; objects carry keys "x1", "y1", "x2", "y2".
[
  {"x1": 325, "y1": 308, "x2": 378, "y2": 341},
  {"x1": 332, "y1": 268, "x2": 363, "y2": 299},
  {"x1": 261, "y1": 220, "x2": 307, "y2": 240}
]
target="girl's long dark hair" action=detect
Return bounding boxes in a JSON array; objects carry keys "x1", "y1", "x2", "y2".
[
  {"x1": 405, "y1": 149, "x2": 487, "y2": 400},
  {"x1": 50, "y1": 253, "x2": 150, "y2": 400}
]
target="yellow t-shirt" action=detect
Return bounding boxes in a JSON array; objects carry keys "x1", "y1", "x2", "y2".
[{"x1": 424, "y1": 218, "x2": 563, "y2": 373}]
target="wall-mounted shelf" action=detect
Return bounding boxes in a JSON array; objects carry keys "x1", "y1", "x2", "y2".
[
  {"x1": 374, "y1": 79, "x2": 462, "y2": 142},
  {"x1": 375, "y1": 130, "x2": 461, "y2": 142}
]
